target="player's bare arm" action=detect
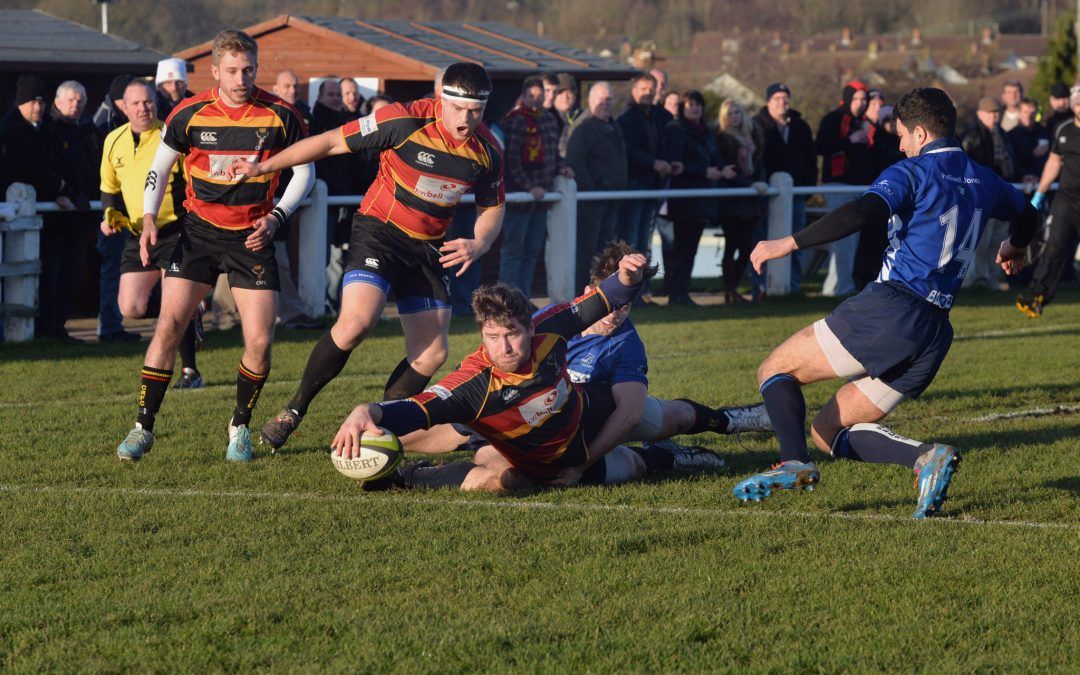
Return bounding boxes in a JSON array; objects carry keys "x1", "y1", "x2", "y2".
[
  {"x1": 439, "y1": 203, "x2": 505, "y2": 276},
  {"x1": 752, "y1": 193, "x2": 890, "y2": 273},
  {"x1": 226, "y1": 128, "x2": 347, "y2": 180},
  {"x1": 750, "y1": 236, "x2": 798, "y2": 273},
  {"x1": 1033, "y1": 152, "x2": 1062, "y2": 207},
  {"x1": 552, "y1": 381, "x2": 647, "y2": 487},
  {"x1": 617, "y1": 252, "x2": 648, "y2": 286}
]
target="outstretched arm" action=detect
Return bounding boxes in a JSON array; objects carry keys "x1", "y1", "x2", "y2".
[
  {"x1": 226, "y1": 128, "x2": 349, "y2": 180},
  {"x1": 750, "y1": 193, "x2": 889, "y2": 273}
]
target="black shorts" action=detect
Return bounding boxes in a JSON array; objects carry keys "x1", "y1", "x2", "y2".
[
  {"x1": 165, "y1": 214, "x2": 279, "y2": 291},
  {"x1": 548, "y1": 383, "x2": 618, "y2": 484},
  {"x1": 342, "y1": 214, "x2": 451, "y2": 313},
  {"x1": 120, "y1": 224, "x2": 182, "y2": 274}
]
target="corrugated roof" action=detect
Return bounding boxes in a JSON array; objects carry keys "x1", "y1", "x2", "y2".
[
  {"x1": 297, "y1": 16, "x2": 638, "y2": 77},
  {"x1": 0, "y1": 9, "x2": 167, "y2": 71}
]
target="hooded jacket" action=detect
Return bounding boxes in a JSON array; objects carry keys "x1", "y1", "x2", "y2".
[{"x1": 815, "y1": 82, "x2": 876, "y2": 184}]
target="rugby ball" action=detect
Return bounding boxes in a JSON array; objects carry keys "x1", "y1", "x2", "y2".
[{"x1": 330, "y1": 428, "x2": 403, "y2": 481}]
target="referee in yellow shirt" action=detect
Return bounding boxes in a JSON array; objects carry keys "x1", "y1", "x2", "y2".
[{"x1": 100, "y1": 79, "x2": 204, "y2": 389}]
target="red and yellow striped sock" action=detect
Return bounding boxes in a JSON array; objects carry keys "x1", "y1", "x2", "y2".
[{"x1": 137, "y1": 366, "x2": 173, "y2": 431}]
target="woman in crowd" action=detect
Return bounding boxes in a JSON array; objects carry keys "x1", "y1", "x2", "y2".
[
  {"x1": 716, "y1": 99, "x2": 764, "y2": 305},
  {"x1": 663, "y1": 90, "x2": 728, "y2": 306}
]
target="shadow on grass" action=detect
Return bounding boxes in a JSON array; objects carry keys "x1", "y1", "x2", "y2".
[
  {"x1": 921, "y1": 381, "x2": 1080, "y2": 405},
  {"x1": 1042, "y1": 476, "x2": 1080, "y2": 495}
]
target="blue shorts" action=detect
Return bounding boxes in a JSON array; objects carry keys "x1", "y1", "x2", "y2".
[{"x1": 817, "y1": 282, "x2": 953, "y2": 404}]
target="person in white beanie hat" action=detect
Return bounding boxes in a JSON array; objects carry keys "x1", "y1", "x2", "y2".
[{"x1": 155, "y1": 57, "x2": 189, "y2": 120}]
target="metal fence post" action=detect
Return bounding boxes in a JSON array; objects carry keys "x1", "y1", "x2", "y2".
[
  {"x1": 298, "y1": 179, "x2": 328, "y2": 318},
  {"x1": 766, "y1": 172, "x2": 794, "y2": 296},
  {"x1": 545, "y1": 175, "x2": 577, "y2": 303},
  {"x1": 1, "y1": 184, "x2": 42, "y2": 342}
]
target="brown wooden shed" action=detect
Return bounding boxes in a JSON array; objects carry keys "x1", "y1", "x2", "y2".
[{"x1": 174, "y1": 15, "x2": 639, "y2": 116}]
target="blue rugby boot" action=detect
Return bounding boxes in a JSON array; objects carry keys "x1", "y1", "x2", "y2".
[
  {"x1": 733, "y1": 461, "x2": 819, "y2": 502},
  {"x1": 912, "y1": 445, "x2": 960, "y2": 519},
  {"x1": 117, "y1": 424, "x2": 154, "y2": 461},
  {"x1": 226, "y1": 424, "x2": 254, "y2": 463}
]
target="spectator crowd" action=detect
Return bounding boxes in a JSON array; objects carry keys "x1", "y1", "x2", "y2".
[{"x1": 0, "y1": 58, "x2": 1075, "y2": 345}]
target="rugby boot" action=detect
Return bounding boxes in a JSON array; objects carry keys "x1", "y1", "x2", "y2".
[
  {"x1": 645, "y1": 439, "x2": 726, "y2": 472},
  {"x1": 226, "y1": 424, "x2": 254, "y2": 462},
  {"x1": 172, "y1": 368, "x2": 205, "y2": 390},
  {"x1": 117, "y1": 424, "x2": 154, "y2": 461},
  {"x1": 733, "y1": 461, "x2": 819, "y2": 502},
  {"x1": 912, "y1": 444, "x2": 961, "y2": 519},
  {"x1": 260, "y1": 408, "x2": 303, "y2": 451},
  {"x1": 1015, "y1": 293, "x2": 1044, "y2": 319},
  {"x1": 359, "y1": 460, "x2": 433, "y2": 492},
  {"x1": 720, "y1": 402, "x2": 772, "y2": 433}
]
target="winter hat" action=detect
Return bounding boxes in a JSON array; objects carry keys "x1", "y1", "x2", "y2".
[
  {"x1": 155, "y1": 58, "x2": 188, "y2": 86},
  {"x1": 765, "y1": 82, "x2": 791, "y2": 101},
  {"x1": 15, "y1": 75, "x2": 45, "y2": 105},
  {"x1": 109, "y1": 74, "x2": 134, "y2": 102}
]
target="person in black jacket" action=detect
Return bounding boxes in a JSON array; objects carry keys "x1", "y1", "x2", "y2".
[
  {"x1": 751, "y1": 83, "x2": 817, "y2": 294},
  {"x1": 815, "y1": 80, "x2": 874, "y2": 297},
  {"x1": 43, "y1": 81, "x2": 99, "y2": 341},
  {"x1": 716, "y1": 99, "x2": 765, "y2": 305},
  {"x1": 0, "y1": 75, "x2": 65, "y2": 205},
  {"x1": 961, "y1": 97, "x2": 1016, "y2": 289},
  {"x1": 616, "y1": 73, "x2": 673, "y2": 254},
  {"x1": 662, "y1": 91, "x2": 723, "y2": 306}
]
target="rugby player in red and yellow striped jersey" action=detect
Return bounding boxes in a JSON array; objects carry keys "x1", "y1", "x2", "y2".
[
  {"x1": 227, "y1": 63, "x2": 506, "y2": 453},
  {"x1": 115, "y1": 30, "x2": 315, "y2": 464}
]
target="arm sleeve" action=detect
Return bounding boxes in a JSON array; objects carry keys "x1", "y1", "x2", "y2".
[
  {"x1": 100, "y1": 191, "x2": 123, "y2": 211},
  {"x1": 1007, "y1": 203, "x2": 1040, "y2": 248},
  {"x1": 274, "y1": 161, "x2": 314, "y2": 219},
  {"x1": 792, "y1": 193, "x2": 891, "y2": 249},
  {"x1": 374, "y1": 399, "x2": 429, "y2": 436},
  {"x1": 99, "y1": 138, "x2": 120, "y2": 194},
  {"x1": 342, "y1": 103, "x2": 414, "y2": 153},
  {"x1": 142, "y1": 142, "x2": 181, "y2": 217},
  {"x1": 407, "y1": 363, "x2": 491, "y2": 428}
]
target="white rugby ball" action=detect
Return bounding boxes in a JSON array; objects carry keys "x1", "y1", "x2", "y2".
[{"x1": 330, "y1": 428, "x2": 403, "y2": 481}]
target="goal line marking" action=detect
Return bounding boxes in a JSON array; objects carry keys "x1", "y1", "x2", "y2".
[{"x1": 1, "y1": 483, "x2": 1075, "y2": 532}]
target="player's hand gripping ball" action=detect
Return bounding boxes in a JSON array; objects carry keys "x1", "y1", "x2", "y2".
[{"x1": 330, "y1": 428, "x2": 403, "y2": 481}]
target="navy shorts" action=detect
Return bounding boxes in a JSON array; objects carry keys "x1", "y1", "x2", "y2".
[
  {"x1": 166, "y1": 214, "x2": 279, "y2": 291},
  {"x1": 819, "y1": 282, "x2": 953, "y2": 401}
]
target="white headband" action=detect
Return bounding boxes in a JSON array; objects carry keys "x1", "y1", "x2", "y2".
[{"x1": 441, "y1": 84, "x2": 489, "y2": 104}]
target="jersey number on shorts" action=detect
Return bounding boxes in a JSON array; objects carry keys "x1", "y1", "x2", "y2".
[{"x1": 937, "y1": 204, "x2": 982, "y2": 280}]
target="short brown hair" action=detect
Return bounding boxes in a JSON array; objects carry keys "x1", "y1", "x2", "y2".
[
  {"x1": 212, "y1": 30, "x2": 258, "y2": 65},
  {"x1": 471, "y1": 283, "x2": 533, "y2": 330},
  {"x1": 589, "y1": 240, "x2": 659, "y2": 287}
]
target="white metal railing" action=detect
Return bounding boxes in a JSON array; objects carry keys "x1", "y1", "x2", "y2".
[{"x1": 0, "y1": 175, "x2": 1058, "y2": 342}]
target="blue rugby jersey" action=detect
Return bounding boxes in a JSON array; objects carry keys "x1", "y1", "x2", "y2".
[
  {"x1": 865, "y1": 138, "x2": 1027, "y2": 309},
  {"x1": 565, "y1": 319, "x2": 649, "y2": 387}
]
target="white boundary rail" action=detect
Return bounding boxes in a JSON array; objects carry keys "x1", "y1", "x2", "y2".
[{"x1": 0, "y1": 175, "x2": 1057, "y2": 342}]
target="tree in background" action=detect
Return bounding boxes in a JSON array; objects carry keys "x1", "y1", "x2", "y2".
[{"x1": 1032, "y1": 11, "x2": 1076, "y2": 107}]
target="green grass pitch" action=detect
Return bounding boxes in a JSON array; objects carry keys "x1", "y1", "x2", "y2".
[{"x1": 1, "y1": 288, "x2": 1077, "y2": 671}]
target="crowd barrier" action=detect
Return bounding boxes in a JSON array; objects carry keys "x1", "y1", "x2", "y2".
[{"x1": 0, "y1": 174, "x2": 1056, "y2": 342}]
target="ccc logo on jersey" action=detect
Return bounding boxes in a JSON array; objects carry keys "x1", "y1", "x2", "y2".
[
  {"x1": 416, "y1": 151, "x2": 436, "y2": 167},
  {"x1": 199, "y1": 131, "x2": 218, "y2": 145}
]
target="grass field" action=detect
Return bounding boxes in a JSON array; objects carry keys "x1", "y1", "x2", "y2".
[{"x1": 2, "y1": 286, "x2": 1078, "y2": 672}]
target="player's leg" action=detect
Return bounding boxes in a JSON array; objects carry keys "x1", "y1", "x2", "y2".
[
  {"x1": 262, "y1": 281, "x2": 387, "y2": 449},
  {"x1": 386, "y1": 306, "x2": 451, "y2": 400},
  {"x1": 116, "y1": 269, "x2": 160, "y2": 319},
  {"x1": 117, "y1": 277, "x2": 209, "y2": 461},
  {"x1": 367, "y1": 445, "x2": 533, "y2": 493},
  {"x1": 226, "y1": 286, "x2": 277, "y2": 462},
  {"x1": 1020, "y1": 199, "x2": 1080, "y2": 316}
]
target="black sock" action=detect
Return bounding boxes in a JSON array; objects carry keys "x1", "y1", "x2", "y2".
[
  {"x1": 231, "y1": 362, "x2": 269, "y2": 427},
  {"x1": 137, "y1": 366, "x2": 173, "y2": 431},
  {"x1": 178, "y1": 320, "x2": 198, "y2": 371},
  {"x1": 287, "y1": 331, "x2": 352, "y2": 415},
  {"x1": 679, "y1": 398, "x2": 730, "y2": 434},
  {"x1": 760, "y1": 374, "x2": 809, "y2": 463},
  {"x1": 383, "y1": 358, "x2": 432, "y2": 401},
  {"x1": 403, "y1": 461, "x2": 475, "y2": 489},
  {"x1": 633, "y1": 445, "x2": 675, "y2": 474},
  {"x1": 833, "y1": 423, "x2": 932, "y2": 469}
]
